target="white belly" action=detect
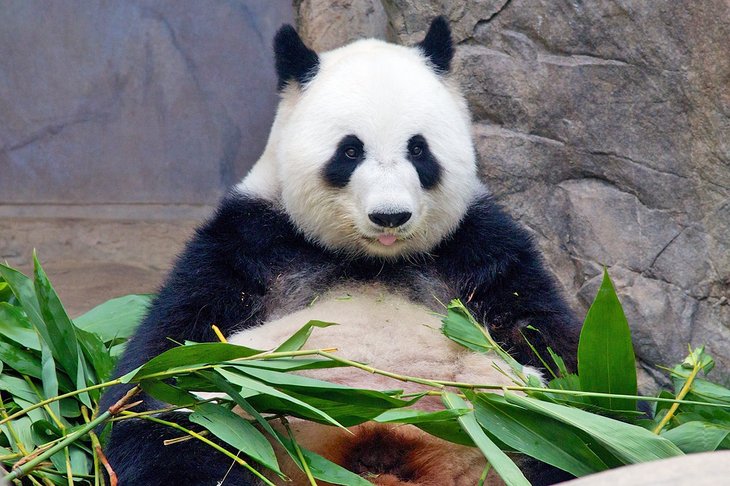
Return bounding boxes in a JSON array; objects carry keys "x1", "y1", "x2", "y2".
[
  {"x1": 227, "y1": 284, "x2": 529, "y2": 407},
  {"x1": 226, "y1": 285, "x2": 527, "y2": 485}
]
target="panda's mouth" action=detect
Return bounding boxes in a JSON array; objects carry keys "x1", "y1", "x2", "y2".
[{"x1": 377, "y1": 234, "x2": 398, "y2": 246}]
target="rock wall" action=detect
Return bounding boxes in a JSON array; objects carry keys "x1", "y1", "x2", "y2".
[
  {"x1": 296, "y1": 0, "x2": 730, "y2": 390},
  {"x1": 0, "y1": 1, "x2": 293, "y2": 205}
]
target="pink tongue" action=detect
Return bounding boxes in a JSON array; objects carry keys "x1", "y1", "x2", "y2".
[{"x1": 378, "y1": 234, "x2": 397, "y2": 246}]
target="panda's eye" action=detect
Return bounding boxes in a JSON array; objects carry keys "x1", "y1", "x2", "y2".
[
  {"x1": 344, "y1": 147, "x2": 360, "y2": 159},
  {"x1": 409, "y1": 144, "x2": 424, "y2": 157}
]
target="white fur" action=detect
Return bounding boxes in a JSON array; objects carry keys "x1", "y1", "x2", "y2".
[
  {"x1": 237, "y1": 39, "x2": 483, "y2": 258},
  {"x1": 227, "y1": 285, "x2": 539, "y2": 407}
]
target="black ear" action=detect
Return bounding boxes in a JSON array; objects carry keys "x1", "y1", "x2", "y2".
[
  {"x1": 417, "y1": 16, "x2": 454, "y2": 74},
  {"x1": 273, "y1": 24, "x2": 319, "y2": 91}
]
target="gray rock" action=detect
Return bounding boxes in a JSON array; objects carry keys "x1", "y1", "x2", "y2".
[
  {"x1": 296, "y1": 0, "x2": 388, "y2": 51},
  {"x1": 0, "y1": 1, "x2": 294, "y2": 205},
  {"x1": 297, "y1": 0, "x2": 730, "y2": 389}
]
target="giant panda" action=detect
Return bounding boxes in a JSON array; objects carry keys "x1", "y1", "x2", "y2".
[{"x1": 100, "y1": 17, "x2": 581, "y2": 486}]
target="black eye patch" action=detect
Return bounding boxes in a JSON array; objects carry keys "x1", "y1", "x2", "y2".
[
  {"x1": 407, "y1": 135, "x2": 441, "y2": 189},
  {"x1": 322, "y1": 135, "x2": 365, "y2": 188}
]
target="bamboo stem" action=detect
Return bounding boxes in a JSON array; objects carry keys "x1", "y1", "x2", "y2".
[
  {"x1": 652, "y1": 360, "x2": 703, "y2": 434},
  {"x1": 283, "y1": 419, "x2": 317, "y2": 486},
  {"x1": 5, "y1": 411, "x2": 111, "y2": 481},
  {"x1": 0, "y1": 379, "x2": 122, "y2": 426}
]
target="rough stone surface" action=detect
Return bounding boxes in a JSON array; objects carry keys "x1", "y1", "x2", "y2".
[
  {"x1": 297, "y1": 0, "x2": 730, "y2": 389},
  {"x1": 0, "y1": 1, "x2": 293, "y2": 205}
]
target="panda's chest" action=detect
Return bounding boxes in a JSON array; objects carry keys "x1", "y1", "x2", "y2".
[{"x1": 227, "y1": 285, "x2": 520, "y2": 408}]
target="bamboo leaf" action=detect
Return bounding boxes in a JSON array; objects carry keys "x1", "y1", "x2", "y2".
[
  {"x1": 505, "y1": 392, "x2": 683, "y2": 463},
  {"x1": 578, "y1": 269, "x2": 637, "y2": 411},
  {"x1": 274, "y1": 320, "x2": 338, "y2": 352},
  {"x1": 374, "y1": 408, "x2": 469, "y2": 424},
  {"x1": 0, "y1": 338, "x2": 42, "y2": 378},
  {"x1": 0, "y1": 263, "x2": 43, "y2": 327},
  {"x1": 133, "y1": 342, "x2": 264, "y2": 378},
  {"x1": 41, "y1": 342, "x2": 62, "y2": 419},
  {"x1": 236, "y1": 358, "x2": 347, "y2": 372},
  {"x1": 473, "y1": 393, "x2": 609, "y2": 476},
  {"x1": 662, "y1": 421, "x2": 730, "y2": 453},
  {"x1": 442, "y1": 392, "x2": 530, "y2": 486},
  {"x1": 0, "y1": 303, "x2": 41, "y2": 351},
  {"x1": 215, "y1": 368, "x2": 345, "y2": 429},
  {"x1": 74, "y1": 294, "x2": 152, "y2": 342},
  {"x1": 189, "y1": 402, "x2": 282, "y2": 475},
  {"x1": 31, "y1": 254, "x2": 89, "y2": 407}
]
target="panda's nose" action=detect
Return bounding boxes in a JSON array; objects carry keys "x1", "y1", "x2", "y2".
[{"x1": 368, "y1": 211, "x2": 412, "y2": 228}]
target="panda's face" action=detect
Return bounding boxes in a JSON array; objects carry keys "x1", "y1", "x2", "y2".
[{"x1": 276, "y1": 40, "x2": 481, "y2": 259}]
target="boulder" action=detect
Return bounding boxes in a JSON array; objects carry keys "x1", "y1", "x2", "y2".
[{"x1": 297, "y1": 0, "x2": 730, "y2": 390}]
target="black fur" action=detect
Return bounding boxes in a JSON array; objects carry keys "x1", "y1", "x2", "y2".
[
  {"x1": 406, "y1": 135, "x2": 441, "y2": 189},
  {"x1": 322, "y1": 134, "x2": 365, "y2": 187},
  {"x1": 417, "y1": 16, "x2": 454, "y2": 74},
  {"x1": 100, "y1": 192, "x2": 580, "y2": 485},
  {"x1": 274, "y1": 24, "x2": 319, "y2": 91}
]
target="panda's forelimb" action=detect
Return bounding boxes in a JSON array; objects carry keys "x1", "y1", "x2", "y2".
[{"x1": 434, "y1": 195, "x2": 582, "y2": 372}]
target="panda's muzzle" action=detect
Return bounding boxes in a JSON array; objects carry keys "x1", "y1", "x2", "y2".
[{"x1": 368, "y1": 211, "x2": 412, "y2": 228}]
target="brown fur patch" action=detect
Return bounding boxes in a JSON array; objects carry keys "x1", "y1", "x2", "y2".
[{"x1": 268, "y1": 421, "x2": 502, "y2": 486}]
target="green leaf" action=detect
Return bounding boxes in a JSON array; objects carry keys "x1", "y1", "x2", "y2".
[
  {"x1": 578, "y1": 269, "x2": 637, "y2": 411},
  {"x1": 133, "y1": 343, "x2": 264, "y2": 379},
  {"x1": 374, "y1": 408, "x2": 470, "y2": 424},
  {"x1": 215, "y1": 368, "x2": 345, "y2": 429},
  {"x1": 0, "y1": 374, "x2": 42, "y2": 404},
  {"x1": 442, "y1": 392, "x2": 530, "y2": 486},
  {"x1": 76, "y1": 327, "x2": 115, "y2": 382},
  {"x1": 441, "y1": 299, "x2": 527, "y2": 379},
  {"x1": 274, "y1": 320, "x2": 338, "y2": 352},
  {"x1": 41, "y1": 342, "x2": 62, "y2": 419},
  {"x1": 505, "y1": 392, "x2": 683, "y2": 464},
  {"x1": 31, "y1": 254, "x2": 88, "y2": 405},
  {"x1": 0, "y1": 263, "x2": 43, "y2": 328},
  {"x1": 189, "y1": 402, "x2": 282, "y2": 475},
  {"x1": 30, "y1": 419, "x2": 62, "y2": 446},
  {"x1": 441, "y1": 301, "x2": 492, "y2": 354},
  {"x1": 662, "y1": 421, "x2": 730, "y2": 453},
  {"x1": 235, "y1": 358, "x2": 348, "y2": 372},
  {"x1": 375, "y1": 408, "x2": 475, "y2": 446},
  {"x1": 0, "y1": 303, "x2": 41, "y2": 351},
  {"x1": 231, "y1": 365, "x2": 414, "y2": 426},
  {"x1": 547, "y1": 347, "x2": 569, "y2": 377},
  {"x1": 74, "y1": 294, "x2": 152, "y2": 342},
  {"x1": 0, "y1": 338, "x2": 42, "y2": 378},
  {"x1": 140, "y1": 380, "x2": 199, "y2": 407},
  {"x1": 473, "y1": 393, "x2": 609, "y2": 476}
]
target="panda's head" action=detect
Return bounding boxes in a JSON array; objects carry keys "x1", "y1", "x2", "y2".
[{"x1": 239, "y1": 17, "x2": 483, "y2": 259}]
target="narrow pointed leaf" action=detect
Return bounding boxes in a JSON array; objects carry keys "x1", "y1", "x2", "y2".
[
  {"x1": 189, "y1": 402, "x2": 282, "y2": 475},
  {"x1": 578, "y1": 269, "x2": 637, "y2": 411},
  {"x1": 216, "y1": 368, "x2": 345, "y2": 429},
  {"x1": 133, "y1": 343, "x2": 264, "y2": 378},
  {"x1": 443, "y1": 392, "x2": 530, "y2": 486},
  {"x1": 274, "y1": 320, "x2": 338, "y2": 352},
  {"x1": 0, "y1": 303, "x2": 41, "y2": 350},
  {"x1": 32, "y1": 254, "x2": 85, "y2": 390},
  {"x1": 74, "y1": 294, "x2": 152, "y2": 342},
  {"x1": 505, "y1": 392, "x2": 683, "y2": 463},
  {"x1": 662, "y1": 422, "x2": 730, "y2": 453},
  {"x1": 473, "y1": 393, "x2": 609, "y2": 476}
]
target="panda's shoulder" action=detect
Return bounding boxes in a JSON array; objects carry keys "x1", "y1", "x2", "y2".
[
  {"x1": 168, "y1": 193, "x2": 319, "y2": 286},
  {"x1": 437, "y1": 194, "x2": 536, "y2": 262}
]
